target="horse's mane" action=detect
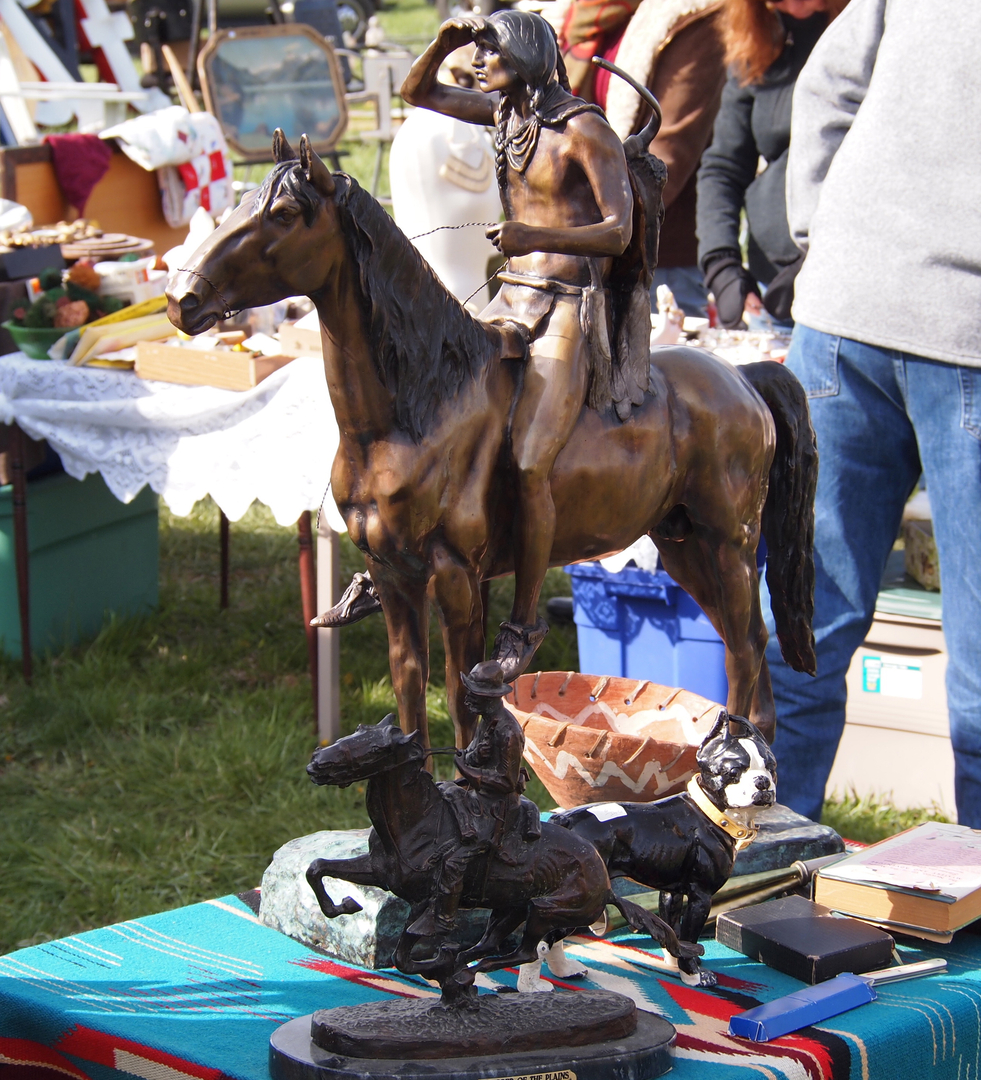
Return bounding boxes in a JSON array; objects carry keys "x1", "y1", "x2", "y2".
[{"x1": 260, "y1": 163, "x2": 499, "y2": 441}]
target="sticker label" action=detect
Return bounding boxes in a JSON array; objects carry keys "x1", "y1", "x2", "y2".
[
  {"x1": 585, "y1": 802, "x2": 628, "y2": 822},
  {"x1": 483, "y1": 1073, "x2": 576, "y2": 1080},
  {"x1": 862, "y1": 656, "x2": 923, "y2": 699}
]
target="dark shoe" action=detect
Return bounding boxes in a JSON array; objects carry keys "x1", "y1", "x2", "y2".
[
  {"x1": 492, "y1": 618, "x2": 549, "y2": 681},
  {"x1": 311, "y1": 572, "x2": 382, "y2": 628}
]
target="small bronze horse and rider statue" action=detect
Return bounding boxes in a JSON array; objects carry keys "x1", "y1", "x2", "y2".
[{"x1": 304, "y1": 659, "x2": 702, "y2": 1006}]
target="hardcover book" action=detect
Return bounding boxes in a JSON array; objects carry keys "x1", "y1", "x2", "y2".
[{"x1": 813, "y1": 822, "x2": 981, "y2": 936}]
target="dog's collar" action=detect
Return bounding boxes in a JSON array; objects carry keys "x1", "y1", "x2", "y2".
[{"x1": 686, "y1": 776, "x2": 758, "y2": 850}]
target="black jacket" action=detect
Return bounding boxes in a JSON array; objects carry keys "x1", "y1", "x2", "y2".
[{"x1": 696, "y1": 12, "x2": 827, "y2": 287}]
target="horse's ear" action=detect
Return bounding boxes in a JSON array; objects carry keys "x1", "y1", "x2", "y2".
[
  {"x1": 272, "y1": 128, "x2": 299, "y2": 163},
  {"x1": 379, "y1": 713, "x2": 401, "y2": 730},
  {"x1": 300, "y1": 133, "x2": 335, "y2": 197}
]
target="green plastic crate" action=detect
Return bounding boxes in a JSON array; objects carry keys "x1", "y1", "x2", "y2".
[{"x1": 0, "y1": 471, "x2": 158, "y2": 659}]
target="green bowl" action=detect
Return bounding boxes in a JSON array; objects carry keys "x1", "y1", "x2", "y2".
[{"x1": 2, "y1": 320, "x2": 69, "y2": 360}]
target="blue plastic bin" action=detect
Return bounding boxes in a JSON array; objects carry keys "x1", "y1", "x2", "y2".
[{"x1": 567, "y1": 561, "x2": 728, "y2": 704}]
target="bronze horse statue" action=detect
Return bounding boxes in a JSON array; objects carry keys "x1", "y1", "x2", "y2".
[
  {"x1": 167, "y1": 132, "x2": 816, "y2": 750},
  {"x1": 304, "y1": 712, "x2": 700, "y2": 1004}
]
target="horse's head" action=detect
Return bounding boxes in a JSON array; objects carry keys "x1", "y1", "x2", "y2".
[
  {"x1": 167, "y1": 130, "x2": 340, "y2": 335},
  {"x1": 307, "y1": 712, "x2": 423, "y2": 787}
]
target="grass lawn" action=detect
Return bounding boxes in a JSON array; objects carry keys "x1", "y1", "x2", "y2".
[{"x1": 0, "y1": 500, "x2": 577, "y2": 955}]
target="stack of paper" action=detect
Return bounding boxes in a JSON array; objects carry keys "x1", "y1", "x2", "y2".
[{"x1": 69, "y1": 296, "x2": 177, "y2": 369}]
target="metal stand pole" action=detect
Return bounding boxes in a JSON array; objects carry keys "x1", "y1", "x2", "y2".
[
  {"x1": 297, "y1": 511, "x2": 319, "y2": 730},
  {"x1": 185, "y1": 0, "x2": 203, "y2": 89},
  {"x1": 315, "y1": 521, "x2": 341, "y2": 745}
]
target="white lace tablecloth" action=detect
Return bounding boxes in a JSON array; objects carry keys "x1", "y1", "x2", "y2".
[{"x1": 0, "y1": 353, "x2": 345, "y2": 530}]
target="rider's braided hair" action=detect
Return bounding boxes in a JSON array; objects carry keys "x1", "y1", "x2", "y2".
[{"x1": 479, "y1": 11, "x2": 568, "y2": 210}]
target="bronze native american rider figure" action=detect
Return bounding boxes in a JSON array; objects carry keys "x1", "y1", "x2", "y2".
[{"x1": 316, "y1": 10, "x2": 662, "y2": 685}]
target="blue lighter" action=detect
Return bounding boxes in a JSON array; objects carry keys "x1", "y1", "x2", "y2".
[{"x1": 728, "y1": 958, "x2": 947, "y2": 1042}]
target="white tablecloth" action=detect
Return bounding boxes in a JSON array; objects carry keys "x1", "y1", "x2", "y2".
[{"x1": 0, "y1": 353, "x2": 345, "y2": 530}]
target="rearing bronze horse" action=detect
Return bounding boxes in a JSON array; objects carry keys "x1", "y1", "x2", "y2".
[{"x1": 167, "y1": 132, "x2": 816, "y2": 750}]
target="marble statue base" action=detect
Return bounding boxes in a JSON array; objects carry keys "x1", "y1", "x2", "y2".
[{"x1": 259, "y1": 829, "x2": 494, "y2": 968}]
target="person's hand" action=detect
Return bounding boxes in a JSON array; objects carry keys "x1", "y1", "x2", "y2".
[
  {"x1": 455, "y1": 752, "x2": 481, "y2": 787},
  {"x1": 703, "y1": 252, "x2": 761, "y2": 330},
  {"x1": 438, "y1": 16, "x2": 485, "y2": 50},
  {"x1": 486, "y1": 221, "x2": 536, "y2": 257},
  {"x1": 454, "y1": 749, "x2": 476, "y2": 773}
]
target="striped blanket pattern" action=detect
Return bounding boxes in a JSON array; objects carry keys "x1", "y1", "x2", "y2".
[{"x1": 2, "y1": 893, "x2": 981, "y2": 1080}]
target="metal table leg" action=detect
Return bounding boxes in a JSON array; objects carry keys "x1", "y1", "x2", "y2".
[
  {"x1": 219, "y1": 509, "x2": 230, "y2": 609},
  {"x1": 9, "y1": 423, "x2": 31, "y2": 683}
]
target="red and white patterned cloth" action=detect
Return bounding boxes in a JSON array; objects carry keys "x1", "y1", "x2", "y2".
[
  {"x1": 102, "y1": 106, "x2": 234, "y2": 227},
  {"x1": 158, "y1": 115, "x2": 234, "y2": 226}
]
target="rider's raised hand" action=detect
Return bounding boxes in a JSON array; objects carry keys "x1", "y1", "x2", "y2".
[{"x1": 437, "y1": 16, "x2": 486, "y2": 50}]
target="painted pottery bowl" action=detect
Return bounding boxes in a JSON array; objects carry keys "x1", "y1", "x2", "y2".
[{"x1": 506, "y1": 671, "x2": 724, "y2": 809}]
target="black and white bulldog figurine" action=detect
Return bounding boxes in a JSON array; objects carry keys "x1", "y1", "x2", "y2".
[{"x1": 518, "y1": 710, "x2": 776, "y2": 989}]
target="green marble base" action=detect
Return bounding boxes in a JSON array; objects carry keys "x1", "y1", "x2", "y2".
[{"x1": 258, "y1": 829, "x2": 492, "y2": 968}]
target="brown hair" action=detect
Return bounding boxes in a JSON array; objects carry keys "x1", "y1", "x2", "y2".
[{"x1": 722, "y1": 0, "x2": 850, "y2": 86}]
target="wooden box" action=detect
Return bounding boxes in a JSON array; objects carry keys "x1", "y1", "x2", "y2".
[
  {"x1": 828, "y1": 610, "x2": 951, "y2": 814},
  {"x1": 278, "y1": 319, "x2": 322, "y2": 358},
  {"x1": 135, "y1": 340, "x2": 294, "y2": 390}
]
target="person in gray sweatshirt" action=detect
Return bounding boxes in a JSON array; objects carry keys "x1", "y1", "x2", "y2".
[{"x1": 762, "y1": 0, "x2": 981, "y2": 826}]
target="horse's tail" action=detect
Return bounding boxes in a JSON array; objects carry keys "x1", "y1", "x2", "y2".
[
  {"x1": 609, "y1": 892, "x2": 703, "y2": 961},
  {"x1": 741, "y1": 361, "x2": 818, "y2": 676}
]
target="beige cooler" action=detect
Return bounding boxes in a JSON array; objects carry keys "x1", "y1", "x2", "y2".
[{"x1": 827, "y1": 606, "x2": 953, "y2": 816}]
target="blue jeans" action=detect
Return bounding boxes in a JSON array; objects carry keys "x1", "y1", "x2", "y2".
[
  {"x1": 762, "y1": 325, "x2": 981, "y2": 825},
  {"x1": 652, "y1": 266, "x2": 708, "y2": 319}
]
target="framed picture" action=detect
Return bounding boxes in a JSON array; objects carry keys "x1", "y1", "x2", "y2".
[{"x1": 197, "y1": 24, "x2": 348, "y2": 163}]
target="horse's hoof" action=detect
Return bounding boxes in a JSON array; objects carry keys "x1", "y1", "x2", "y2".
[
  {"x1": 492, "y1": 618, "x2": 548, "y2": 681},
  {"x1": 311, "y1": 573, "x2": 382, "y2": 627},
  {"x1": 340, "y1": 897, "x2": 364, "y2": 915}
]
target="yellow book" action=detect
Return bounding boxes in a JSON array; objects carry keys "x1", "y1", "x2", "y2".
[
  {"x1": 86, "y1": 295, "x2": 168, "y2": 328},
  {"x1": 70, "y1": 312, "x2": 175, "y2": 366}
]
